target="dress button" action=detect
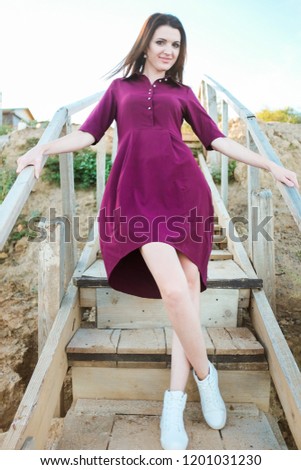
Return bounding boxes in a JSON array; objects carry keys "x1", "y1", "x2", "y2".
[
  {"x1": 159, "y1": 79, "x2": 162, "y2": 83},
  {"x1": 153, "y1": 84, "x2": 156, "y2": 87},
  {"x1": 148, "y1": 107, "x2": 152, "y2": 110},
  {"x1": 147, "y1": 97, "x2": 151, "y2": 100},
  {"x1": 149, "y1": 88, "x2": 152, "y2": 91},
  {"x1": 164, "y1": 78, "x2": 168, "y2": 81}
]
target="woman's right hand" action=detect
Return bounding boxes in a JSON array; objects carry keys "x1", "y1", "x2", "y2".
[
  {"x1": 16, "y1": 130, "x2": 95, "y2": 179},
  {"x1": 16, "y1": 145, "x2": 46, "y2": 179}
]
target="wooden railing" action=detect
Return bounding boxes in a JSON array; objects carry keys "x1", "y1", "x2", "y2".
[
  {"x1": 1, "y1": 90, "x2": 106, "y2": 450},
  {"x1": 200, "y1": 74, "x2": 301, "y2": 310},
  {"x1": 200, "y1": 74, "x2": 301, "y2": 231},
  {"x1": 200, "y1": 75, "x2": 301, "y2": 448},
  {"x1": 0, "y1": 91, "x2": 103, "y2": 251}
]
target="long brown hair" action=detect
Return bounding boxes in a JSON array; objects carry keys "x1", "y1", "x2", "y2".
[{"x1": 108, "y1": 13, "x2": 187, "y2": 82}]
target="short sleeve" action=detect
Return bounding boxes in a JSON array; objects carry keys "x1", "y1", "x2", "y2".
[
  {"x1": 79, "y1": 81, "x2": 117, "y2": 144},
  {"x1": 184, "y1": 87, "x2": 225, "y2": 150}
]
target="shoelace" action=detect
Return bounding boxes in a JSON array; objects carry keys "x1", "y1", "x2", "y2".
[
  {"x1": 201, "y1": 377, "x2": 224, "y2": 410},
  {"x1": 162, "y1": 398, "x2": 184, "y2": 431}
]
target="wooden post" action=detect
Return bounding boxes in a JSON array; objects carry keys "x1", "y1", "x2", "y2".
[
  {"x1": 38, "y1": 222, "x2": 65, "y2": 417},
  {"x1": 96, "y1": 136, "x2": 106, "y2": 210},
  {"x1": 247, "y1": 130, "x2": 260, "y2": 258},
  {"x1": 251, "y1": 189, "x2": 276, "y2": 311},
  {"x1": 205, "y1": 84, "x2": 220, "y2": 168},
  {"x1": 38, "y1": 223, "x2": 62, "y2": 355},
  {"x1": 59, "y1": 117, "x2": 77, "y2": 286},
  {"x1": 199, "y1": 80, "x2": 207, "y2": 110},
  {"x1": 221, "y1": 100, "x2": 229, "y2": 206},
  {"x1": 111, "y1": 125, "x2": 118, "y2": 162}
]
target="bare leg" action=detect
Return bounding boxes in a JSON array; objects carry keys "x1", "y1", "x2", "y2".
[
  {"x1": 140, "y1": 242, "x2": 209, "y2": 380},
  {"x1": 170, "y1": 250, "x2": 204, "y2": 391}
]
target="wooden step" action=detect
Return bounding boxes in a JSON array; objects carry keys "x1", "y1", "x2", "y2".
[
  {"x1": 77, "y1": 259, "x2": 261, "y2": 328},
  {"x1": 51, "y1": 399, "x2": 286, "y2": 450},
  {"x1": 67, "y1": 326, "x2": 267, "y2": 370},
  {"x1": 67, "y1": 327, "x2": 270, "y2": 410},
  {"x1": 81, "y1": 287, "x2": 251, "y2": 329},
  {"x1": 74, "y1": 258, "x2": 262, "y2": 289}
]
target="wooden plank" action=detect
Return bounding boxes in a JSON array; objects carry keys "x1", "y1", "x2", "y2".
[
  {"x1": 251, "y1": 189, "x2": 276, "y2": 311},
  {"x1": 82, "y1": 286, "x2": 250, "y2": 311},
  {"x1": 225, "y1": 327, "x2": 264, "y2": 355},
  {"x1": 165, "y1": 327, "x2": 214, "y2": 356},
  {"x1": 57, "y1": 413, "x2": 113, "y2": 450},
  {"x1": 164, "y1": 326, "x2": 173, "y2": 355},
  {"x1": 72, "y1": 367, "x2": 270, "y2": 410},
  {"x1": 198, "y1": 153, "x2": 259, "y2": 280},
  {"x1": 207, "y1": 327, "x2": 237, "y2": 355},
  {"x1": 246, "y1": 129, "x2": 260, "y2": 258},
  {"x1": 109, "y1": 415, "x2": 161, "y2": 450},
  {"x1": 203, "y1": 328, "x2": 215, "y2": 354},
  {"x1": 95, "y1": 137, "x2": 106, "y2": 210},
  {"x1": 38, "y1": 224, "x2": 61, "y2": 355},
  {"x1": 208, "y1": 259, "x2": 246, "y2": 279},
  {"x1": 75, "y1": 258, "x2": 254, "y2": 285},
  {"x1": 67, "y1": 328, "x2": 120, "y2": 354},
  {"x1": 117, "y1": 328, "x2": 165, "y2": 355},
  {"x1": 207, "y1": 327, "x2": 264, "y2": 356},
  {"x1": 221, "y1": 100, "x2": 229, "y2": 207},
  {"x1": 66, "y1": 326, "x2": 266, "y2": 370},
  {"x1": 210, "y1": 249, "x2": 233, "y2": 260},
  {"x1": 96, "y1": 288, "x2": 239, "y2": 328},
  {"x1": 59, "y1": 118, "x2": 77, "y2": 285},
  {"x1": 65, "y1": 91, "x2": 103, "y2": 116},
  {"x1": 74, "y1": 398, "x2": 163, "y2": 416},
  {"x1": 220, "y1": 410, "x2": 285, "y2": 449},
  {"x1": 251, "y1": 289, "x2": 301, "y2": 449},
  {"x1": 55, "y1": 399, "x2": 284, "y2": 450}
]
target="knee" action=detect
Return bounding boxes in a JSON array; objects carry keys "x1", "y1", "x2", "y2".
[
  {"x1": 160, "y1": 280, "x2": 189, "y2": 309},
  {"x1": 186, "y1": 271, "x2": 200, "y2": 292}
]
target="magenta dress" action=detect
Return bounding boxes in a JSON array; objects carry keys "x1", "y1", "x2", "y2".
[{"x1": 79, "y1": 74, "x2": 225, "y2": 299}]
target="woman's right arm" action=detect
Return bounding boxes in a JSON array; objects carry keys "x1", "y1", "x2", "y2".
[{"x1": 16, "y1": 130, "x2": 95, "y2": 179}]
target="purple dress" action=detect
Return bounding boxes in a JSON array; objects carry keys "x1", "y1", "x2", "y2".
[{"x1": 79, "y1": 74, "x2": 225, "y2": 299}]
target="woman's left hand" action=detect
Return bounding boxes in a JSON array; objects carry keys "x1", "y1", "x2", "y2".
[{"x1": 269, "y1": 162, "x2": 299, "y2": 189}]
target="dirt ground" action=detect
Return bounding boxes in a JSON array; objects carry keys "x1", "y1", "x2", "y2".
[{"x1": 0, "y1": 120, "x2": 300, "y2": 448}]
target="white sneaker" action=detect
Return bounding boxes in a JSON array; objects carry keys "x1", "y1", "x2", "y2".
[
  {"x1": 160, "y1": 390, "x2": 189, "y2": 450},
  {"x1": 193, "y1": 362, "x2": 227, "y2": 430}
]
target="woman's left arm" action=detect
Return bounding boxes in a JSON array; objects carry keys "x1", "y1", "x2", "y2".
[{"x1": 211, "y1": 137, "x2": 299, "y2": 189}]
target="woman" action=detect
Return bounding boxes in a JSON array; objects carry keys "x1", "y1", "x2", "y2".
[{"x1": 17, "y1": 13, "x2": 299, "y2": 450}]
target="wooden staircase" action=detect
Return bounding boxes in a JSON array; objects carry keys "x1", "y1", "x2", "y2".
[
  {"x1": 47, "y1": 219, "x2": 286, "y2": 450},
  {"x1": 2, "y1": 77, "x2": 301, "y2": 452}
]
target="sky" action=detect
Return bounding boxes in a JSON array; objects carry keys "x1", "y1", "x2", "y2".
[{"x1": 1, "y1": 0, "x2": 300, "y2": 124}]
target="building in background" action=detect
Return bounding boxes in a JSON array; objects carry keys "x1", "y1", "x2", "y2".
[{"x1": 1, "y1": 107, "x2": 35, "y2": 130}]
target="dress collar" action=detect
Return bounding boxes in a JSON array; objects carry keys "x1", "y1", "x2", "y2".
[{"x1": 122, "y1": 72, "x2": 183, "y2": 87}]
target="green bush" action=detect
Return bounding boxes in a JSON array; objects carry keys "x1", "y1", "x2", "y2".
[
  {"x1": 0, "y1": 166, "x2": 17, "y2": 203},
  {"x1": 0, "y1": 125, "x2": 12, "y2": 136},
  {"x1": 42, "y1": 149, "x2": 113, "y2": 189},
  {"x1": 105, "y1": 154, "x2": 113, "y2": 182},
  {"x1": 9, "y1": 211, "x2": 41, "y2": 242},
  {"x1": 256, "y1": 107, "x2": 301, "y2": 124},
  {"x1": 211, "y1": 160, "x2": 236, "y2": 185},
  {"x1": 18, "y1": 137, "x2": 40, "y2": 153}
]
